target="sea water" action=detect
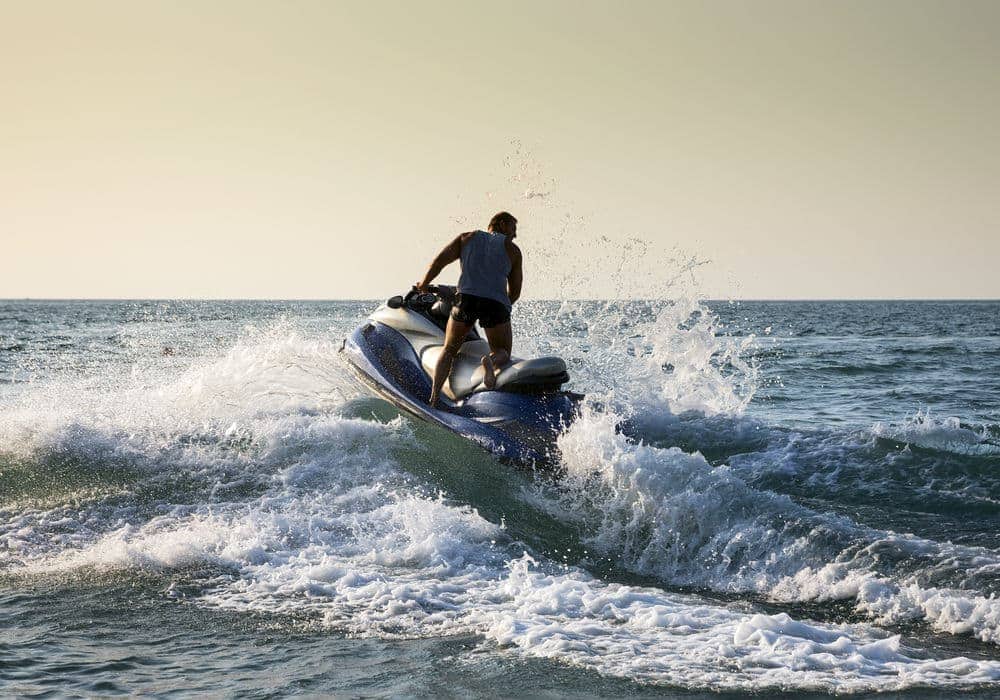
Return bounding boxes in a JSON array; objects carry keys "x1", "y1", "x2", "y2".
[{"x1": 2, "y1": 298, "x2": 999, "y2": 696}]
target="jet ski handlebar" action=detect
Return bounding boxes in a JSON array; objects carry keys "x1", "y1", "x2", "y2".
[{"x1": 388, "y1": 286, "x2": 458, "y2": 310}]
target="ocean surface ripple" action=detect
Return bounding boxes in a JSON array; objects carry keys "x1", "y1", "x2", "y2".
[{"x1": 2, "y1": 299, "x2": 999, "y2": 697}]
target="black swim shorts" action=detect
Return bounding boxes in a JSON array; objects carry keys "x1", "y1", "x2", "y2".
[{"x1": 450, "y1": 293, "x2": 511, "y2": 328}]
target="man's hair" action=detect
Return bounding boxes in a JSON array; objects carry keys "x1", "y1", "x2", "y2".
[{"x1": 489, "y1": 211, "x2": 517, "y2": 231}]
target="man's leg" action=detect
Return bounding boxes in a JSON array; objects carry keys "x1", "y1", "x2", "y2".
[
  {"x1": 430, "y1": 316, "x2": 473, "y2": 406},
  {"x1": 481, "y1": 321, "x2": 512, "y2": 389}
]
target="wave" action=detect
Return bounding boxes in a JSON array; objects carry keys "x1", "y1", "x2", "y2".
[
  {"x1": 2, "y1": 305, "x2": 1000, "y2": 691},
  {"x1": 541, "y1": 405, "x2": 1000, "y2": 648},
  {"x1": 13, "y1": 491, "x2": 1000, "y2": 691},
  {"x1": 6, "y1": 409, "x2": 999, "y2": 692},
  {"x1": 873, "y1": 411, "x2": 1000, "y2": 456}
]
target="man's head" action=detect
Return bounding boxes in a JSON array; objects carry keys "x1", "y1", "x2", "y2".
[{"x1": 488, "y1": 211, "x2": 517, "y2": 238}]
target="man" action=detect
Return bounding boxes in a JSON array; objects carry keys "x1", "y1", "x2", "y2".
[{"x1": 416, "y1": 211, "x2": 523, "y2": 407}]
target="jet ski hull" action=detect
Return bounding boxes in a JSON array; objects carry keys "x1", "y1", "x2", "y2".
[{"x1": 342, "y1": 320, "x2": 578, "y2": 467}]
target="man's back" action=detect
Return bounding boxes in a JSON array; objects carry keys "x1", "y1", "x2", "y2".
[{"x1": 457, "y1": 231, "x2": 513, "y2": 308}]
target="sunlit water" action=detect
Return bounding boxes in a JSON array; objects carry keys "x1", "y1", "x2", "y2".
[{"x1": 2, "y1": 298, "x2": 999, "y2": 697}]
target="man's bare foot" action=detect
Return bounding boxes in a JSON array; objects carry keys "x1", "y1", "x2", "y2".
[{"x1": 482, "y1": 355, "x2": 497, "y2": 389}]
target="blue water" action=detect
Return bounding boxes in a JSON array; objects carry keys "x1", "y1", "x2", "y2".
[{"x1": 2, "y1": 299, "x2": 999, "y2": 696}]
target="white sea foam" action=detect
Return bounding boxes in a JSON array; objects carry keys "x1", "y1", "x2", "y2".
[
  {"x1": 13, "y1": 487, "x2": 1000, "y2": 692},
  {"x1": 873, "y1": 410, "x2": 1000, "y2": 455},
  {"x1": 518, "y1": 292, "x2": 757, "y2": 427},
  {"x1": 626, "y1": 295, "x2": 758, "y2": 417},
  {"x1": 546, "y1": 405, "x2": 1000, "y2": 649}
]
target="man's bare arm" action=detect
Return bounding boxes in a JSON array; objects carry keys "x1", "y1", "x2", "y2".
[
  {"x1": 417, "y1": 234, "x2": 467, "y2": 290},
  {"x1": 507, "y1": 245, "x2": 523, "y2": 304}
]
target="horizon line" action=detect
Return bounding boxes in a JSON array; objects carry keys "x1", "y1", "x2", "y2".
[{"x1": 3, "y1": 297, "x2": 999, "y2": 303}]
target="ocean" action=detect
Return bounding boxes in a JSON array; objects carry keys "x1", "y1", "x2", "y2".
[{"x1": 2, "y1": 298, "x2": 999, "y2": 697}]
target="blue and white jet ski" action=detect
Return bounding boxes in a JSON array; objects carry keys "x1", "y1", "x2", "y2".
[{"x1": 341, "y1": 286, "x2": 581, "y2": 466}]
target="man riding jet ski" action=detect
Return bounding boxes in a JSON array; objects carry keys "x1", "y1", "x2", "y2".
[
  {"x1": 418, "y1": 211, "x2": 522, "y2": 407},
  {"x1": 341, "y1": 213, "x2": 580, "y2": 466}
]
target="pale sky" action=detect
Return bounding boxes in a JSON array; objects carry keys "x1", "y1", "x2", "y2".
[{"x1": 3, "y1": 0, "x2": 998, "y2": 299}]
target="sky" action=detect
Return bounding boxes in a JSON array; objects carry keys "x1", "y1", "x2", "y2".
[{"x1": 2, "y1": 0, "x2": 998, "y2": 299}]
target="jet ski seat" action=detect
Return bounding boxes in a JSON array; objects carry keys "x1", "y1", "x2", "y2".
[{"x1": 420, "y1": 340, "x2": 569, "y2": 401}]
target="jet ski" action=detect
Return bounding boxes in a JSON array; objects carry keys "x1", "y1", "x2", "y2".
[{"x1": 341, "y1": 286, "x2": 581, "y2": 466}]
